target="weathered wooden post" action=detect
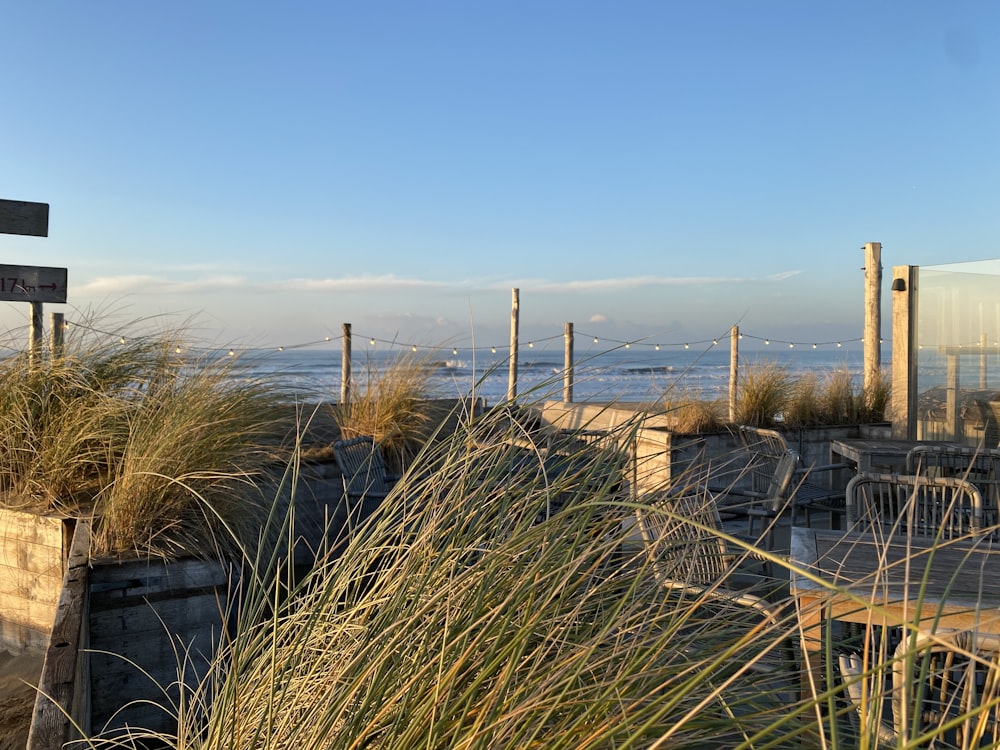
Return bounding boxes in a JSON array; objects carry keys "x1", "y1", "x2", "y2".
[
  {"x1": 29, "y1": 302, "x2": 43, "y2": 367},
  {"x1": 890, "y1": 265, "x2": 918, "y2": 439},
  {"x1": 729, "y1": 325, "x2": 739, "y2": 422},
  {"x1": 981, "y1": 332, "x2": 988, "y2": 390},
  {"x1": 50, "y1": 312, "x2": 65, "y2": 359},
  {"x1": 341, "y1": 323, "x2": 352, "y2": 406},
  {"x1": 863, "y1": 242, "x2": 883, "y2": 404},
  {"x1": 563, "y1": 322, "x2": 574, "y2": 403},
  {"x1": 508, "y1": 288, "x2": 519, "y2": 401}
]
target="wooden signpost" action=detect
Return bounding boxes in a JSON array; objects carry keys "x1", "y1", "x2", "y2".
[
  {"x1": 0, "y1": 199, "x2": 49, "y2": 238},
  {"x1": 0, "y1": 198, "x2": 67, "y2": 359}
]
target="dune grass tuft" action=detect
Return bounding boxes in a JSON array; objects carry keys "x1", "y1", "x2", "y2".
[
  {"x1": 0, "y1": 324, "x2": 290, "y2": 559},
  {"x1": 332, "y1": 351, "x2": 433, "y2": 472},
  {"x1": 733, "y1": 360, "x2": 792, "y2": 427}
]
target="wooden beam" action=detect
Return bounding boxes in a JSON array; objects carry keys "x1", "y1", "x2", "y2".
[{"x1": 0, "y1": 199, "x2": 49, "y2": 237}]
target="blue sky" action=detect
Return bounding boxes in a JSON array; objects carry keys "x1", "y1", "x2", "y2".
[{"x1": 2, "y1": 2, "x2": 998, "y2": 352}]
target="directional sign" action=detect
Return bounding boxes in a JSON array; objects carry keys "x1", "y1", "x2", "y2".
[
  {"x1": 0, "y1": 199, "x2": 49, "y2": 237},
  {"x1": 0, "y1": 265, "x2": 67, "y2": 303}
]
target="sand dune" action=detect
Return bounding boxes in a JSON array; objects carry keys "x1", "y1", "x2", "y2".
[{"x1": 0, "y1": 651, "x2": 43, "y2": 750}]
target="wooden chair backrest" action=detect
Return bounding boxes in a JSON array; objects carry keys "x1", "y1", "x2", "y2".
[{"x1": 333, "y1": 436, "x2": 392, "y2": 497}]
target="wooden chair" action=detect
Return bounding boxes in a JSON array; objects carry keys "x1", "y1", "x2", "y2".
[
  {"x1": 737, "y1": 425, "x2": 847, "y2": 528},
  {"x1": 840, "y1": 631, "x2": 1000, "y2": 747},
  {"x1": 845, "y1": 472, "x2": 984, "y2": 539},
  {"x1": 907, "y1": 444, "x2": 1000, "y2": 532},
  {"x1": 332, "y1": 436, "x2": 406, "y2": 538},
  {"x1": 332, "y1": 435, "x2": 401, "y2": 502}
]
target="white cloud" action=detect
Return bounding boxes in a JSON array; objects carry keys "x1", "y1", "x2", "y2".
[
  {"x1": 277, "y1": 276, "x2": 450, "y2": 292},
  {"x1": 73, "y1": 270, "x2": 803, "y2": 298},
  {"x1": 77, "y1": 275, "x2": 247, "y2": 294},
  {"x1": 589, "y1": 313, "x2": 608, "y2": 323}
]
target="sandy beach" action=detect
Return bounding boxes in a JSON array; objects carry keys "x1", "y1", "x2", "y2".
[{"x1": 0, "y1": 651, "x2": 42, "y2": 750}]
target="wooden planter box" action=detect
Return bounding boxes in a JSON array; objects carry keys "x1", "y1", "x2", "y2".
[{"x1": 537, "y1": 400, "x2": 890, "y2": 494}]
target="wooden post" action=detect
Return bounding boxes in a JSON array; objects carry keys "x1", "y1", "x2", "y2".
[
  {"x1": 29, "y1": 301, "x2": 43, "y2": 368},
  {"x1": 890, "y1": 265, "x2": 918, "y2": 439},
  {"x1": 508, "y1": 288, "x2": 519, "y2": 402},
  {"x1": 981, "y1": 332, "x2": 988, "y2": 390},
  {"x1": 863, "y1": 242, "x2": 883, "y2": 403},
  {"x1": 729, "y1": 325, "x2": 739, "y2": 422},
  {"x1": 50, "y1": 312, "x2": 64, "y2": 359},
  {"x1": 946, "y1": 353, "x2": 961, "y2": 439},
  {"x1": 563, "y1": 322, "x2": 574, "y2": 403},
  {"x1": 341, "y1": 323, "x2": 352, "y2": 406}
]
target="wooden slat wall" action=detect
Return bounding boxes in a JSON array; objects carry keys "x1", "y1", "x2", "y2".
[
  {"x1": 86, "y1": 556, "x2": 233, "y2": 738},
  {"x1": 0, "y1": 509, "x2": 66, "y2": 652}
]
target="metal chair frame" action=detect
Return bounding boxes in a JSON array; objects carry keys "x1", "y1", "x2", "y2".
[
  {"x1": 845, "y1": 472, "x2": 984, "y2": 539},
  {"x1": 737, "y1": 425, "x2": 847, "y2": 528}
]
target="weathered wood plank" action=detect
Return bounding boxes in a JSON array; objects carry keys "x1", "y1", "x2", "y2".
[
  {"x1": 0, "y1": 509, "x2": 65, "y2": 546},
  {"x1": 0, "y1": 199, "x2": 49, "y2": 237},
  {"x1": 89, "y1": 592, "x2": 226, "y2": 638},
  {"x1": 89, "y1": 557, "x2": 231, "y2": 594},
  {"x1": 26, "y1": 519, "x2": 90, "y2": 750}
]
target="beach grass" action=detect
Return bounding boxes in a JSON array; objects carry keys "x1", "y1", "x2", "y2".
[
  {"x1": 0, "y1": 323, "x2": 290, "y2": 558},
  {"x1": 64, "y1": 393, "x2": 1000, "y2": 748},
  {"x1": 161, "y1": 408, "x2": 811, "y2": 749},
  {"x1": 732, "y1": 360, "x2": 890, "y2": 429},
  {"x1": 331, "y1": 351, "x2": 434, "y2": 473}
]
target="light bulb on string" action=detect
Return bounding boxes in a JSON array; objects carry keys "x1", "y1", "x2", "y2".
[
  {"x1": 655, "y1": 344, "x2": 660, "y2": 351},
  {"x1": 491, "y1": 346, "x2": 496, "y2": 354},
  {"x1": 369, "y1": 338, "x2": 375, "y2": 346},
  {"x1": 789, "y1": 343, "x2": 794, "y2": 349},
  {"x1": 684, "y1": 343, "x2": 689, "y2": 349},
  {"x1": 452, "y1": 348, "x2": 458, "y2": 355}
]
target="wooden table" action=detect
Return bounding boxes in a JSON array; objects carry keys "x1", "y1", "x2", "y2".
[
  {"x1": 830, "y1": 438, "x2": 965, "y2": 475},
  {"x1": 790, "y1": 527, "x2": 1000, "y2": 697}
]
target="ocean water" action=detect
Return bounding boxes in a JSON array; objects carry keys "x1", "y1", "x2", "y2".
[{"x1": 229, "y1": 342, "x2": 874, "y2": 406}]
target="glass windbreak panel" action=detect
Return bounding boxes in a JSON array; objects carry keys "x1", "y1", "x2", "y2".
[{"x1": 917, "y1": 260, "x2": 1000, "y2": 446}]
